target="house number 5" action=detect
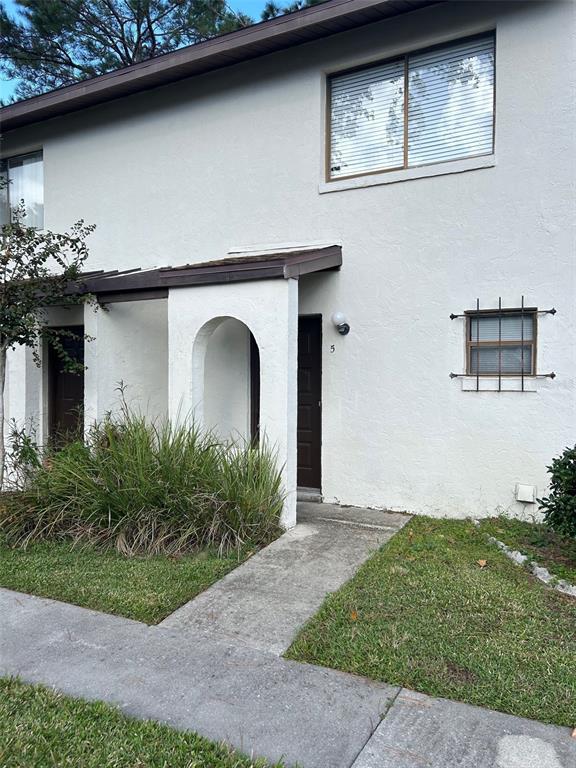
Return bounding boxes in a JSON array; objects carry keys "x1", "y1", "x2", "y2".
[{"x1": 330, "y1": 345, "x2": 335, "y2": 353}]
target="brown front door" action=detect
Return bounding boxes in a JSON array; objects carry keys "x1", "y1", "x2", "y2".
[
  {"x1": 297, "y1": 316, "x2": 322, "y2": 489},
  {"x1": 48, "y1": 326, "x2": 85, "y2": 442}
]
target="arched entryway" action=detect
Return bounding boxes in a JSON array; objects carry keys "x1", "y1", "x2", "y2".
[
  {"x1": 168, "y1": 278, "x2": 300, "y2": 529},
  {"x1": 192, "y1": 316, "x2": 259, "y2": 443}
]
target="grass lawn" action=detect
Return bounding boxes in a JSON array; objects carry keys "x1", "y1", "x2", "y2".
[
  {"x1": 286, "y1": 517, "x2": 576, "y2": 727},
  {"x1": 0, "y1": 677, "x2": 281, "y2": 768},
  {"x1": 0, "y1": 538, "x2": 249, "y2": 624},
  {"x1": 478, "y1": 517, "x2": 576, "y2": 585}
]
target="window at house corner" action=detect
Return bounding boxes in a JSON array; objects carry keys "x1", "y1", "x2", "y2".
[
  {"x1": 0, "y1": 151, "x2": 44, "y2": 229},
  {"x1": 467, "y1": 312, "x2": 536, "y2": 376},
  {"x1": 328, "y1": 34, "x2": 495, "y2": 180}
]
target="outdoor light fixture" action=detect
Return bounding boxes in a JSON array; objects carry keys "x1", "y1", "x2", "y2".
[{"x1": 331, "y1": 311, "x2": 350, "y2": 336}]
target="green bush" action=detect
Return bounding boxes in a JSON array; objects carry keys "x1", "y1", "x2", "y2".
[
  {"x1": 0, "y1": 409, "x2": 284, "y2": 556},
  {"x1": 538, "y1": 445, "x2": 576, "y2": 539}
]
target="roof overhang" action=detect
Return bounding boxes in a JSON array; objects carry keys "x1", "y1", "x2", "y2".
[
  {"x1": 0, "y1": 0, "x2": 440, "y2": 133},
  {"x1": 72, "y1": 245, "x2": 342, "y2": 303}
]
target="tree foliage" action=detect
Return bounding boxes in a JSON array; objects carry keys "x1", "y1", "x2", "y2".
[
  {"x1": 261, "y1": 0, "x2": 325, "y2": 21},
  {"x1": 0, "y1": 0, "x2": 329, "y2": 101},
  {"x1": 0, "y1": 0, "x2": 254, "y2": 99},
  {"x1": 0, "y1": 199, "x2": 94, "y2": 484},
  {"x1": 0, "y1": 203, "x2": 94, "y2": 354}
]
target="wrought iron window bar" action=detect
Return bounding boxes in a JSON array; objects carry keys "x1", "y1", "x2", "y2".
[{"x1": 449, "y1": 297, "x2": 556, "y2": 391}]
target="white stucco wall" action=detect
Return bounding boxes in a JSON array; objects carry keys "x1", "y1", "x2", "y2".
[
  {"x1": 84, "y1": 300, "x2": 168, "y2": 423},
  {"x1": 3, "y1": 0, "x2": 575, "y2": 518}
]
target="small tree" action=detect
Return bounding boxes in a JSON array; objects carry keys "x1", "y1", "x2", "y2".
[{"x1": 0, "y1": 200, "x2": 95, "y2": 486}]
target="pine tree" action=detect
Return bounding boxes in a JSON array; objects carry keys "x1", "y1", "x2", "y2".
[{"x1": 0, "y1": 0, "x2": 254, "y2": 100}]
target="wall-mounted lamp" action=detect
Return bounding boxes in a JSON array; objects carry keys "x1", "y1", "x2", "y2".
[{"x1": 331, "y1": 311, "x2": 350, "y2": 336}]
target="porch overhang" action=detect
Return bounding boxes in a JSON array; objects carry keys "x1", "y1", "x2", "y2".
[{"x1": 74, "y1": 245, "x2": 342, "y2": 304}]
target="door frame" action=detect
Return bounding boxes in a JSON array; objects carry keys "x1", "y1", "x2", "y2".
[
  {"x1": 46, "y1": 324, "x2": 85, "y2": 442},
  {"x1": 297, "y1": 313, "x2": 323, "y2": 491},
  {"x1": 249, "y1": 331, "x2": 260, "y2": 444}
]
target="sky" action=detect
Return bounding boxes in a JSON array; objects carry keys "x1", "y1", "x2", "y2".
[{"x1": 0, "y1": 0, "x2": 270, "y2": 102}]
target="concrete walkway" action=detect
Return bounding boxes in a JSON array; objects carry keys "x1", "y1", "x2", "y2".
[
  {"x1": 160, "y1": 502, "x2": 408, "y2": 654},
  {"x1": 1, "y1": 503, "x2": 575, "y2": 768}
]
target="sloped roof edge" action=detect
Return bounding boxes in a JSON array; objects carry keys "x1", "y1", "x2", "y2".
[
  {"x1": 71, "y1": 245, "x2": 342, "y2": 303},
  {"x1": 0, "y1": 0, "x2": 439, "y2": 132}
]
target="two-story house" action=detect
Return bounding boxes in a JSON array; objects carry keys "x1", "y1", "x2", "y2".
[{"x1": 1, "y1": 0, "x2": 574, "y2": 528}]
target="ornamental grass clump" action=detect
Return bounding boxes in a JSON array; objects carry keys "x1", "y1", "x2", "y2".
[{"x1": 0, "y1": 409, "x2": 284, "y2": 556}]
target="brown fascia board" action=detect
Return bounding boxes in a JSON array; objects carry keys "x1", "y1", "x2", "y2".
[
  {"x1": 0, "y1": 0, "x2": 439, "y2": 133},
  {"x1": 77, "y1": 246, "x2": 342, "y2": 301}
]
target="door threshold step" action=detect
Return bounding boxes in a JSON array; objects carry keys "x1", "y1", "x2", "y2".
[
  {"x1": 316, "y1": 516, "x2": 401, "y2": 532},
  {"x1": 297, "y1": 487, "x2": 323, "y2": 503}
]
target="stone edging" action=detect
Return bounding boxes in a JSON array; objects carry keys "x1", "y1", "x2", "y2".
[{"x1": 477, "y1": 526, "x2": 576, "y2": 598}]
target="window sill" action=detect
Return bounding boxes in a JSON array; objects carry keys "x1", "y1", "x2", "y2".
[
  {"x1": 318, "y1": 155, "x2": 496, "y2": 194},
  {"x1": 461, "y1": 376, "x2": 537, "y2": 392}
]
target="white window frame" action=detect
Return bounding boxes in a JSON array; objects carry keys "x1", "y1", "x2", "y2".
[{"x1": 0, "y1": 150, "x2": 44, "y2": 229}]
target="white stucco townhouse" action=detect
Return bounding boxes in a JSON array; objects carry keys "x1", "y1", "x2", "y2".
[{"x1": 1, "y1": 0, "x2": 574, "y2": 528}]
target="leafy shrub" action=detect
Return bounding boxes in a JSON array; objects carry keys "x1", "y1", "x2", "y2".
[
  {"x1": 0, "y1": 409, "x2": 284, "y2": 556},
  {"x1": 538, "y1": 445, "x2": 576, "y2": 539},
  {"x1": 5, "y1": 419, "x2": 42, "y2": 490}
]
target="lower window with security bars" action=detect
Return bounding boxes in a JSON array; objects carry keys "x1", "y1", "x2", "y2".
[{"x1": 449, "y1": 299, "x2": 556, "y2": 391}]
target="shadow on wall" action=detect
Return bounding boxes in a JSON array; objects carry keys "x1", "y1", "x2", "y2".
[{"x1": 198, "y1": 316, "x2": 260, "y2": 444}]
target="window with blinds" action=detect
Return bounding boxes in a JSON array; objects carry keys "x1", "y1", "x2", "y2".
[
  {"x1": 328, "y1": 34, "x2": 495, "y2": 180},
  {"x1": 467, "y1": 311, "x2": 536, "y2": 376}
]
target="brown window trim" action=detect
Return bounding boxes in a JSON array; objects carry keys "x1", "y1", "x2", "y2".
[
  {"x1": 465, "y1": 309, "x2": 537, "y2": 377},
  {"x1": 326, "y1": 30, "x2": 496, "y2": 183}
]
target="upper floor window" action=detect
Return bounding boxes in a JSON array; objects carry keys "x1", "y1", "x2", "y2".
[
  {"x1": 467, "y1": 310, "x2": 536, "y2": 376},
  {"x1": 0, "y1": 151, "x2": 44, "y2": 229},
  {"x1": 328, "y1": 34, "x2": 495, "y2": 181}
]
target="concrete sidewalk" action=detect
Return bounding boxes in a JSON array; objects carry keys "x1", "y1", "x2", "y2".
[
  {"x1": 0, "y1": 587, "x2": 396, "y2": 767},
  {"x1": 352, "y1": 689, "x2": 576, "y2": 768},
  {"x1": 1, "y1": 504, "x2": 575, "y2": 767}
]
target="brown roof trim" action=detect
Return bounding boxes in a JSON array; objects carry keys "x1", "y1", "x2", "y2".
[
  {"x1": 0, "y1": 0, "x2": 439, "y2": 133},
  {"x1": 75, "y1": 246, "x2": 342, "y2": 302}
]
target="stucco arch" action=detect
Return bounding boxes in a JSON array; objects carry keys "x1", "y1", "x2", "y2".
[
  {"x1": 168, "y1": 279, "x2": 298, "y2": 528},
  {"x1": 191, "y1": 315, "x2": 258, "y2": 441}
]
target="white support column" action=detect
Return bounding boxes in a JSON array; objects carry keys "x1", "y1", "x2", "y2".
[
  {"x1": 5, "y1": 344, "x2": 42, "y2": 440},
  {"x1": 5, "y1": 346, "x2": 28, "y2": 429},
  {"x1": 83, "y1": 304, "x2": 99, "y2": 433},
  {"x1": 168, "y1": 278, "x2": 299, "y2": 529},
  {"x1": 259, "y1": 278, "x2": 298, "y2": 529}
]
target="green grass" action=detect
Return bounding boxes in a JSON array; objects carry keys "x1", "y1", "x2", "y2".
[
  {"x1": 286, "y1": 517, "x2": 576, "y2": 727},
  {"x1": 0, "y1": 677, "x2": 282, "y2": 768},
  {"x1": 0, "y1": 537, "x2": 249, "y2": 623},
  {"x1": 478, "y1": 516, "x2": 576, "y2": 585}
]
